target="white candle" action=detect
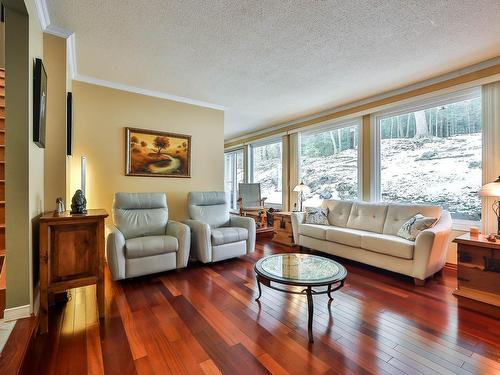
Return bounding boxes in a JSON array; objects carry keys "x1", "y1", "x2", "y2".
[{"x1": 81, "y1": 155, "x2": 87, "y2": 196}]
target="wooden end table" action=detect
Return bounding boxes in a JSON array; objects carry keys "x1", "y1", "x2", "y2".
[
  {"x1": 254, "y1": 253, "x2": 347, "y2": 343},
  {"x1": 453, "y1": 233, "x2": 500, "y2": 318},
  {"x1": 39, "y1": 209, "x2": 108, "y2": 334}
]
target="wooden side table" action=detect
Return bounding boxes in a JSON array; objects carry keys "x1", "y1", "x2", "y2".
[
  {"x1": 39, "y1": 209, "x2": 108, "y2": 333},
  {"x1": 453, "y1": 233, "x2": 500, "y2": 318},
  {"x1": 272, "y1": 211, "x2": 294, "y2": 247}
]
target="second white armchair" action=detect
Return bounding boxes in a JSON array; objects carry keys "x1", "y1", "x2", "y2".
[{"x1": 185, "y1": 191, "x2": 256, "y2": 263}]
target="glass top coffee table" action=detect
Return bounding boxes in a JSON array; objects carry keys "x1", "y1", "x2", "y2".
[{"x1": 254, "y1": 253, "x2": 347, "y2": 343}]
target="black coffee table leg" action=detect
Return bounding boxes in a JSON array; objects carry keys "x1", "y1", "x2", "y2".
[
  {"x1": 306, "y1": 287, "x2": 314, "y2": 343},
  {"x1": 255, "y1": 276, "x2": 262, "y2": 301},
  {"x1": 327, "y1": 284, "x2": 333, "y2": 301}
]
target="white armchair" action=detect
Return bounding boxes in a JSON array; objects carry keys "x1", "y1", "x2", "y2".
[
  {"x1": 185, "y1": 191, "x2": 256, "y2": 263},
  {"x1": 106, "y1": 192, "x2": 190, "y2": 280}
]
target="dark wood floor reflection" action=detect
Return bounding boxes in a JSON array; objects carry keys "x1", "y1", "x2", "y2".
[{"x1": 25, "y1": 241, "x2": 500, "y2": 374}]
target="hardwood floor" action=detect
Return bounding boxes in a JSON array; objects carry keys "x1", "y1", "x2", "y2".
[{"x1": 24, "y1": 241, "x2": 500, "y2": 375}]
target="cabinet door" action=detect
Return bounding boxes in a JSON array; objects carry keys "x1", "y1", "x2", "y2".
[
  {"x1": 458, "y1": 244, "x2": 500, "y2": 295},
  {"x1": 273, "y1": 216, "x2": 293, "y2": 245},
  {"x1": 49, "y1": 222, "x2": 98, "y2": 283}
]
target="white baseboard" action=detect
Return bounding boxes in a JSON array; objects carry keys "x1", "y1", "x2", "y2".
[{"x1": 2, "y1": 304, "x2": 31, "y2": 322}]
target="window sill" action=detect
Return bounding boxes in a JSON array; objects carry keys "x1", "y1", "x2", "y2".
[{"x1": 451, "y1": 220, "x2": 480, "y2": 232}]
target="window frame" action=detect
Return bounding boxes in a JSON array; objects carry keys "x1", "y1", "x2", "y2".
[
  {"x1": 371, "y1": 87, "x2": 482, "y2": 229},
  {"x1": 224, "y1": 148, "x2": 245, "y2": 211},
  {"x1": 298, "y1": 117, "x2": 364, "y2": 202},
  {"x1": 249, "y1": 137, "x2": 284, "y2": 208}
]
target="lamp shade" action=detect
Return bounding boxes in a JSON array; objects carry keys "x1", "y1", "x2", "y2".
[
  {"x1": 479, "y1": 176, "x2": 500, "y2": 197},
  {"x1": 293, "y1": 182, "x2": 310, "y2": 194}
]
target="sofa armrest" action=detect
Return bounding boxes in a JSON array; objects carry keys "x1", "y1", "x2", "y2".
[
  {"x1": 230, "y1": 215, "x2": 256, "y2": 254},
  {"x1": 291, "y1": 212, "x2": 306, "y2": 245},
  {"x1": 167, "y1": 220, "x2": 191, "y2": 268},
  {"x1": 106, "y1": 227, "x2": 126, "y2": 281},
  {"x1": 413, "y1": 211, "x2": 452, "y2": 280},
  {"x1": 184, "y1": 219, "x2": 212, "y2": 263}
]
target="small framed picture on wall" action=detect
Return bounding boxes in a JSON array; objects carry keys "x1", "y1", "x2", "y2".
[
  {"x1": 125, "y1": 127, "x2": 191, "y2": 178},
  {"x1": 33, "y1": 58, "x2": 48, "y2": 148}
]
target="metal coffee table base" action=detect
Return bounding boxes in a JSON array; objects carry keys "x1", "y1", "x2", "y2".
[{"x1": 255, "y1": 275, "x2": 345, "y2": 343}]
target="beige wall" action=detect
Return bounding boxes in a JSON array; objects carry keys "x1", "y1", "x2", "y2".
[
  {"x1": 43, "y1": 34, "x2": 67, "y2": 206},
  {"x1": 4, "y1": 0, "x2": 44, "y2": 309},
  {"x1": 70, "y1": 81, "x2": 224, "y2": 225},
  {"x1": 27, "y1": 0, "x2": 44, "y2": 309}
]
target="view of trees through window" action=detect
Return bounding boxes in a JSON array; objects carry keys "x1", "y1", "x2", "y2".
[
  {"x1": 224, "y1": 150, "x2": 244, "y2": 210},
  {"x1": 252, "y1": 141, "x2": 282, "y2": 205},
  {"x1": 379, "y1": 95, "x2": 482, "y2": 221},
  {"x1": 300, "y1": 124, "x2": 359, "y2": 206}
]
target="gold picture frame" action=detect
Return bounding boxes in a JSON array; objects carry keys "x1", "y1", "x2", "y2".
[{"x1": 125, "y1": 127, "x2": 191, "y2": 178}]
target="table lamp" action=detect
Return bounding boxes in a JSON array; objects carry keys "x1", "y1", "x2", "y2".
[
  {"x1": 293, "y1": 182, "x2": 310, "y2": 212},
  {"x1": 479, "y1": 176, "x2": 500, "y2": 235}
]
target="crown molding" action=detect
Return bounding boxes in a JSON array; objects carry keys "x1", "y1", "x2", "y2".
[
  {"x1": 74, "y1": 74, "x2": 226, "y2": 110},
  {"x1": 67, "y1": 33, "x2": 77, "y2": 79},
  {"x1": 34, "y1": 0, "x2": 50, "y2": 29},
  {"x1": 45, "y1": 24, "x2": 73, "y2": 38}
]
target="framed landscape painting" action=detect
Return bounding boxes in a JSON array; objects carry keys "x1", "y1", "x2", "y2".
[{"x1": 125, "y1": 127, "x2": 191, "y2": 178}]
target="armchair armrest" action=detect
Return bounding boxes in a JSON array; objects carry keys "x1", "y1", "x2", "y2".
[
  {"x1": 184, "y1": 219, "x2": 212, "y2": 263},
  {"x1": 413, "y1": 211, "x2": 452, "y2": 280},
  {"x1": 167, "y1": 220, "x2": 190, "y2": 268},
  {"x1": 230, "y1": 215, "x2": 256, "y2": 254},
  {"x1": 106, "y1": 227, "x2": 126, "y2": 280},
  {"x1": 291, "y1": 212, "x2": 306, "y2": 245}
]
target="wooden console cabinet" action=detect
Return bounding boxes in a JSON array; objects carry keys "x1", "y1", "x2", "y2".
[
  {"x1": 453, "y1": 233, "x2": 500, "y2": 318},
  {"x1": 39, "y1": 209, "x2": 108, "y2": 333}
]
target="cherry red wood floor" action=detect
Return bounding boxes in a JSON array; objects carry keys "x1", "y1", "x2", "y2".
[{"x1": 24, "y1": 241, "x2": 500, "y2": 374}]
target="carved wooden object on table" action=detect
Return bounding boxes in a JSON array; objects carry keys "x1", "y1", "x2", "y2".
[
  {"x1": 39, "y1": 209, "x2": 108, "y2": 333},
  {"x1": 453, "y1": 233, "x2": 500, "y2": 318}
]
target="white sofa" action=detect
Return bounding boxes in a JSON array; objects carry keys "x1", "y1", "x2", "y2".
[{"x1": 291, "y1": 200, "x2": 452, "y2": 285}]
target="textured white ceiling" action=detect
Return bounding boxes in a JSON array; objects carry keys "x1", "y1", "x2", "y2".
[{"x1": 46, "y1": 0, "x2": 500, "y2": 139}]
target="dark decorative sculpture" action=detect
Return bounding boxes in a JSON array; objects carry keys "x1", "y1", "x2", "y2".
[{"x1": 70, "y1": 189, "x2": 87, "y2": 214}]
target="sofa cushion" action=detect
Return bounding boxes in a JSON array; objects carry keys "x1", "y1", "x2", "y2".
[
  {"x1": 322, "y1": 199, "x2": 353, "y2": 227},
  {"x1": 305, "y1": 207, "x2": 329, "y2": 225},
  {"x1": 383, "y1": 203, "x2": 442, "y2": 236},
  {"x1": 211, "y1": 227, "x2": 248, "y2": 246},
  {"x1": 360, "y1": 232, "x2": 414, "y2": 259},
  {"x1": 397, "y1": 214, "x2": 438, "y2": 241},
  {"x1": 125, "y1": 235, "x2": 178, "y2": 259},
  {"x1": 346, "y1": 202, "x2": 388, "y2": 233},
  {"x1": 298, "y1": 224, "x2": 327, "y2": 240},
  {"x1": 325, "y1": 227, "x2": 365, "y2": 248}
]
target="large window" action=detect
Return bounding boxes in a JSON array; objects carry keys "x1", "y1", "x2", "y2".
[
  {"x1": 375, "y1": 90, "x2": 482, "y2": 222},
  {"x1": 300, "y1": 122, "x2": 360, "y2": 207},
  {"x1": 251, "y1": 140, "x2": 283, "y2": 206},
  {"x1": 224, "y1": 149, "x2": 244, "y2": 210}
]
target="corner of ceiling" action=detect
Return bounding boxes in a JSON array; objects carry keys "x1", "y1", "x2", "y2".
[
  {"x1": 33, "y1": 0, "x2": 226, "y2": 111},
  {"x1": 34, "y1": 0, "x2": 76, "y2": 78}
]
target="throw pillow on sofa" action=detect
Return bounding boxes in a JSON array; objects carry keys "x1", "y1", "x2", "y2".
[
  {"x1": 304, "y1": 207, "x2": 329, "y2": 225},
  {"x1": 397, "y1": 214, "x2": 437, "y2": 241}
]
